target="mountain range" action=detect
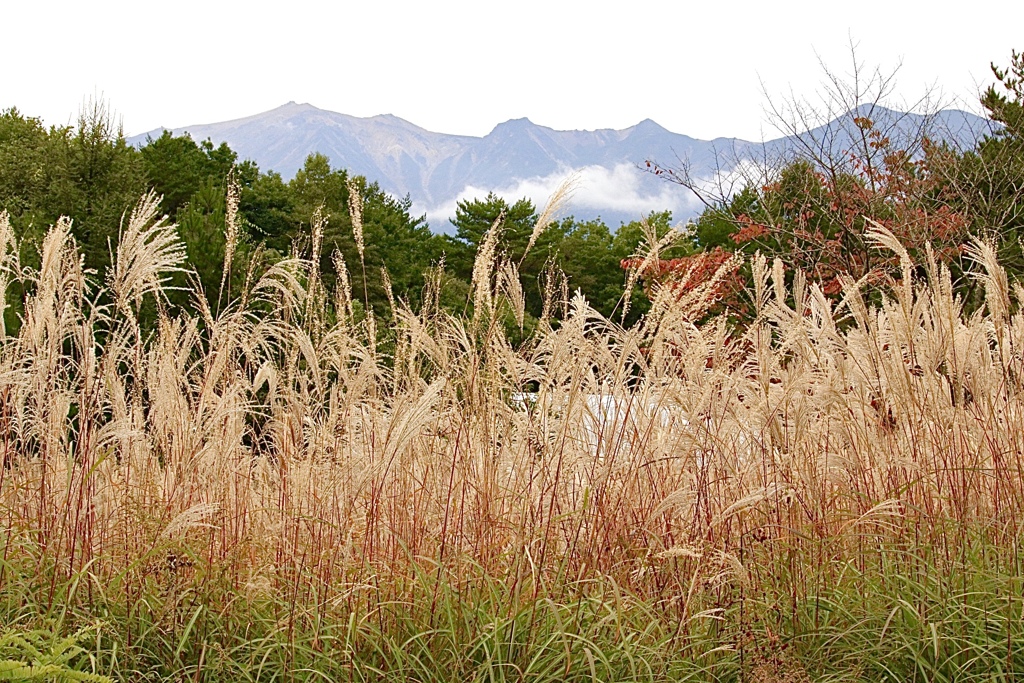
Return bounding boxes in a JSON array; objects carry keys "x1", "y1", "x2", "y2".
[{"x1": 129, "y1": 103, "x2": 996, "y2": 231}]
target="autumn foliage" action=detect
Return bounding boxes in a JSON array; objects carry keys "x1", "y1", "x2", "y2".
[{"x1": 636, "y1": 117, "x2": 974, "y2": 316}]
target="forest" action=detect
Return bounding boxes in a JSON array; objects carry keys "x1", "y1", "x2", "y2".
[{"x1": 0, "y1": 52, "x2": 1023, "y2": 682}]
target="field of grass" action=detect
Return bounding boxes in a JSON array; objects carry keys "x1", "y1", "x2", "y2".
[{"x1": 2, "y1": 191, "x2": 1024, "y2": 682}]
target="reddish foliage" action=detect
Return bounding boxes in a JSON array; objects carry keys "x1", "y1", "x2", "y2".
[
  {"x1": 731, "y1": 214, "x2": 768, "y2": 244},
  {"x1": 635, "y1": 119, "x2": 972, "y2": 322}
]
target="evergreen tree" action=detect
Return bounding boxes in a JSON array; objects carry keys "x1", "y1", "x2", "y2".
[{"x1": 140, "y1": 130, "x2": 236, "y2": 217}]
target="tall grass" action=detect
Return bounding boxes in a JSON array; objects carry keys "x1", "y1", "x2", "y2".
[{"x1": 2, "y1": 194, "x2": 1024, "y2": 681}]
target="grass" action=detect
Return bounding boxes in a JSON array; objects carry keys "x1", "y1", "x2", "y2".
[{"x1": 2, "y1": 192, "x2": 1024, "y2": 681}]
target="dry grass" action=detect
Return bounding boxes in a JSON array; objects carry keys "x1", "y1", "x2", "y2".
[{"x1": 2, "y1": 192, "x2": 1024, "y2": 679}]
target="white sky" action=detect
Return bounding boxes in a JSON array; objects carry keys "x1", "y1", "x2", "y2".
[{"x1": 2, "y1": 0, "x2": 1021, "y2": 141}]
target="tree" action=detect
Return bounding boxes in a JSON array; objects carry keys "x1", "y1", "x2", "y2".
[
  {"x1": 281, "y1": 153, "x2": 446, "y2": 315},
  {"x1": 140, "y1": 131, "x2": 236, "y2": 217},
  {"x1": 923, "y1": 51, "x2": 1024, "y2": 282},
  {"x1": 551, "y1": 213, "x2": 690, "y2": 323},
  {"x1": 983, "y1": 50, "x2": 1024, "y2": 139},
  {"x1": 0, "y1": 108, "x2": 49, "y2": 225},
  {"x1": 176, "y1": 179, "x2": 227, "y2": 307},
  {"x1": 554, "y1": 217, "x2": 620, "y2": 318},
  {"x1": 704, "y1": 141, "x2": 966, "y2": 290},
  {"x1": 642, "y1": 51, "x2": 975, "y2": 318},
  {"x1": 445, "y1": 193, "x2": 573, "y2": 318},
  {"x1": 240, "y1": 169, "x2": 296, "y2": 257},
  {"x1": 0, "y1": 100, "x2": 146, "y2": 273},
  {"x1": 445, "y1": 193, "x2": 539, "y2": 278},
  {"x1": 359, "y1": 181, "x2": 442, "y2": 309}
]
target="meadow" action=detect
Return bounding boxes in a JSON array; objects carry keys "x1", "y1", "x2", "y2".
[{"x1": 1, "y1": 177, "x2": 1023, "y2": 683}]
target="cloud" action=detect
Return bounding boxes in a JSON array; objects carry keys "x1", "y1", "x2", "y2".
[{"x1": 418, "y1": 163, "x2": 707, "y2": 234}]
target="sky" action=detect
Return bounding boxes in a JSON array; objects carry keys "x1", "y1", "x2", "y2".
[{"x1": 2, "y1": 0, "x2": 1021, "y2": 142}]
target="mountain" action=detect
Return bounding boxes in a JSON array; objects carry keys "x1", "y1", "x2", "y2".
[{"x1": 129, "y1": 102, "x2": 995, "y2": 231}]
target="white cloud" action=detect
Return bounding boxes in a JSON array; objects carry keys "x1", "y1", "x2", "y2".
[{"x1": 419, "y1": 163, "x2": 707, "y2": 233}]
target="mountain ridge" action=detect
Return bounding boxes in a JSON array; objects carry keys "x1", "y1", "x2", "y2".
[{"x1": 129, "y1": 102, "x2": 995, "y2": 230}]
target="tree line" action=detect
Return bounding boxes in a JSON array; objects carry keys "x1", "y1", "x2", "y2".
[
  {"x1": 2, "y1": 51, "x2": 1024, "y2": 334},
  {"x1": 641, "y1": 52, "x2": 1024, "y2": 322},
  {"x1": 0, "y1": 102, "x2": 669, "y2": 334}
]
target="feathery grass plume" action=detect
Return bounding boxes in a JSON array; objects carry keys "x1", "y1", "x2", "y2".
[
  {"x1": 347, "y1": 177, "x2": 364, "y2": 261},
  {"x1": 347, "y1": 177, "x2": 370, "y2": 315},
  {"x1": 539, "y1": 257, "x2": 560, "y2": 323},
  {"x1": 421, "y1": 255, "x2": 444, "y2": 319},
  {"x1": 965, "y1": 235, "x2": 1015, "y2": 379},
  {"x1": 332, "y1": 248, "x2": 354, "y2": 323},
  {"x1": 497, "y1": 260, "x2": 525, "y2": 330},
  {"x1": 238, "y1": 242, "x2": 265, "y2": 311},
  {"x1": 108, "y1": 192, "x2": 186, "y2": 315},
  {"x1": 964, "y1": 236, "x2": 1011, "y2": 324},
  {"x1": 621, "y1": 214, "x2": 686, "y2": 322},
  {"x1": 308, "y1": 204, "x2": 326, "y2": 278},
  {"x1": 304, "y1": 204, "x2": 327, "y2": 328},
  {"x1": 656, "y1": 545, "x2": 703, "y2": 560},
  {"x1": 0, "y1": 211, "x2": 20, "y2": 339},
  {"x1": 249, "y1": 257, "x2": 307, "y2": 316},
  {"x1": 751, "y1": 252, "x2": 771, "y2": 318},
  {"x1": 381, "y1": 266, "x2": 396, "y2": 312},
  {"x1": 365, "y1": 306, "x2": 377, "y2": 359},
  {"x1": 159, "y1": 502, "x2": 220, "y2": 540},
  {"x1": 647, "y1": 249, "x2": 743, "y2": 324},
  {"x1": 13, "y1": 187, "x2": 1024, "y2": 681},
  {"x1": 865, "y1": 218, "x2": 914, "y2": 307},
  {"x1": 219, "y1": 168, "x2": 241, "y2": 309},
  {"x1": 559, "y1": 263, "x2": 569, "y2": 318},
  {"x1": 522, "y1": 173, "x2": 578, "y2": 262},
  {"x1": 471, "y1": 210, "x2": 504, "y2": 319}
]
